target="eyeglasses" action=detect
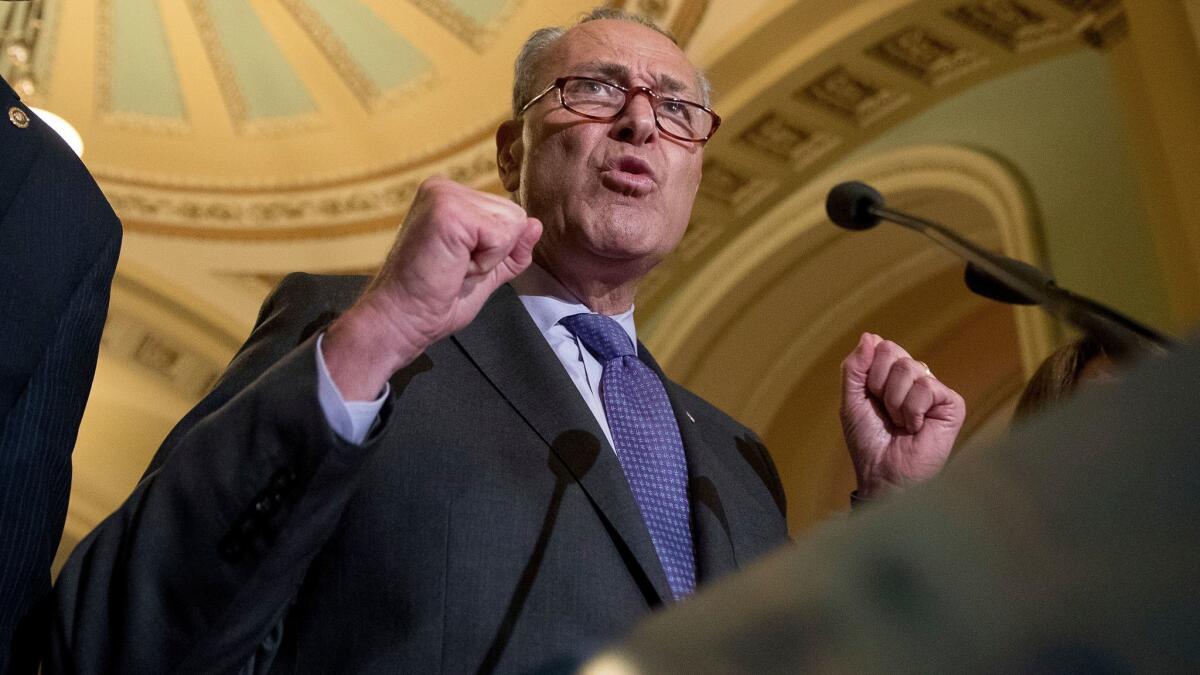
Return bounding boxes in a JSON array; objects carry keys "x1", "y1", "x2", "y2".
[{"x1": 518, "y1": 76, "x2": 721, "y2": 143}]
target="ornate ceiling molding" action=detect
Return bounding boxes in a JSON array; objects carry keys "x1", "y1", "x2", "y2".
[
  {"x1": 635, "y1": 0, "x2": 1126, "y2": 316},
  {"x1": 869, "y1": 25, "x2": 989, "y2": 85},
  {"x1": 946, "y1": 0, "x2": 1074, "y2": 51},
  {"x1": 100, "y1": 272, "x2": 244, "y2": 401},
  {"x1": 84, "y1": 0, "x2": 1126, "y2": 245},
  {"x1": 279, "y1": 0, "x2": 436, "y2": 112},
  {"x1": 102, "y1": 148, "x2": 499, "y2": 240},
  {"x1": 0, "y1": 0, "x2": 63, "y2": 97},
  {"x1": 408, "y1": 0, "x2": 524, "y2": 52},
  {"x1": 99, "y1": 0, "x2": 711, "y2": 238},
  {"x1": 102, "y1": 309, "x2": 224, "y2": 400}
]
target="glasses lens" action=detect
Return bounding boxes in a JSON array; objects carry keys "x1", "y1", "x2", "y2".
[
  {"x1": 655, "y1": 100, "x2": 712, "y2": 141},
  {"x1": 561, "y1": 78, "x2": 625, "y2": 116},
  {"x1": 559, "y1": 78, "x2": 715, "y2": 141}
]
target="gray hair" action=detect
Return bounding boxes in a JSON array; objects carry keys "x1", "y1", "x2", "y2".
[{"x1": 510, "y1": 8, "x2": 712, "y2": 116}]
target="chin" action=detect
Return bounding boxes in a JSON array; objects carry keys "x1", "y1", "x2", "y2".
[
  {"x1": 585, "y1": 232, "x2": 664, "y2": 262},
  {"x1": 595, "y1": 243, "x2": 669, "y2": 275}
]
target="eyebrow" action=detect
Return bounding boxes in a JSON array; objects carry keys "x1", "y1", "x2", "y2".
[{"x1": 574, "y1": 61, "x2": 693, "y2": 98}]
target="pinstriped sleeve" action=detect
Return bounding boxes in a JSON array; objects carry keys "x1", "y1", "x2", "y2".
[{"x1": 0, "y1": 231, "x2": 119, "y2": 674}]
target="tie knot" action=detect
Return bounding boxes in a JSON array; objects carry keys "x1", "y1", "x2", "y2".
[{"x1": 560, "y1": 312, "x2": 636, "y2": 362}]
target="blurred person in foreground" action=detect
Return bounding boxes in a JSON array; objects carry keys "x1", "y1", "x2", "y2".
[
  {"x1": 0, "y1": 75, "x2": 121, "y2": 673},
  {"x1": 50, "y1": 9, "x2": 964, "y2": 674},
  {"x1": 584, "y1": 335, "x2": 1200, "y2": 674}
]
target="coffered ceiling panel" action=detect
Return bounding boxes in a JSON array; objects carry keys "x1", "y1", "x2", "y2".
[
  {"x1": 281, "y1": 0, "x2": 433, "y2": 110},
  {"x1": 102, "y1": 0, "x2": 187, "y2": 123},
  {"x1": 188, "y1": 0, "x2": 320, "y2": 125}
]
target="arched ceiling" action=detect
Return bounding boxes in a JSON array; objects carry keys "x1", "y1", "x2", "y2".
[
  {"x1": 4, "y1": 0, "x2": 1125, "y2": 247},
  {"x1": 3, "y1": 0, "x2": 709, "y2": 238}
]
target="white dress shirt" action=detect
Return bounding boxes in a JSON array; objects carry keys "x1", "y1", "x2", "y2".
[{"x1": 314, "y1": 263, "x2": 635, "y2": 447}]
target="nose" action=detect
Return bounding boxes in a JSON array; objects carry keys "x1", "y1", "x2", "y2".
[{"x1": 611, "y1": 87, "x2": 657, "y2": 145}]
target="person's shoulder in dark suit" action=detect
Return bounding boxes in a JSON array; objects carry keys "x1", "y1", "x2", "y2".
[{"x1": 0, "y1": 75, "x2": 122, "y2": 674}]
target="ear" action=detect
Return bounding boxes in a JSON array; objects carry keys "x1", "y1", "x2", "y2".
[{"x1": 495, "y1": 120, "x2": 524, "y2": 194}]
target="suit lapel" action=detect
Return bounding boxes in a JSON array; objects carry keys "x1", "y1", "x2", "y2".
[
  {"x1": 638, "y1": 347, "x2": 739, "y2": 586},
  {"x1": 452, "y1": 286, "x2": 673, "y2": 605}
]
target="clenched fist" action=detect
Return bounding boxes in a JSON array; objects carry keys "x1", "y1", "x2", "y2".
[
  {"x1": 840, "y1": 333, "x2": 966, "y2": 498},
  {"x1": 323, "y1": 177, "x2": 542, "y2": 399}
]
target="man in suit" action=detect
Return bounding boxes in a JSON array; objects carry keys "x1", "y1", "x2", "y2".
[
  {"x1": 0, "y1": 74, "x2": 121, "y2": 673},
  {"x1": 51, "y1": 10, "x2": 963, "y2": 674}
]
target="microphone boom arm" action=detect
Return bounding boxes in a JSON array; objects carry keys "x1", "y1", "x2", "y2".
[{"x1": 862, "y1": 198, "x2": 1174, "y2": 359}]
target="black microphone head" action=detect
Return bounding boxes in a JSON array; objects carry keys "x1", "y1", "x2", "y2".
[
  {"x1": 964, "y1": 263, "x2": 1037, "y2": 305},
  {"x1": 826, "y1": 181, "x2": 884, "y2": 231}
]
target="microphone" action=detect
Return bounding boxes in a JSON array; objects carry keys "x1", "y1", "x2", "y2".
[
  {"x1": 826, "y1": 181, "x2": 1057, "y2": 298},
  {"x1": 825, "y1": 181, "x2": 1174, "y2": 358},
  {"x1": 825, "y1": 181, "x2": 884, "y2": 231},
  {"x1": 964, "y1": 261, "x2": 1044, "y2": 306}
]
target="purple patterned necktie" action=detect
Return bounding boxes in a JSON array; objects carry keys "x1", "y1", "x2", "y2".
[{"x1": 560, "y1": 312, "x2": 696, "y2": 599}]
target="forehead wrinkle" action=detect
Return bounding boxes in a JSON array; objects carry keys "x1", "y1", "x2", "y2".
[
  {"x1": 656, "y1": 74, "x2": 689, "y2": 96},
  {"x1": 575, "y1": 61, "x2": 630, "y2": 82}
]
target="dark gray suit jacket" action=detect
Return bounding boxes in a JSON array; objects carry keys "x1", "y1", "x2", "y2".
[
  {"x1": 0, "y1": 76, "x2": 120, "y2": 674},
  {"x1": 52, "y1": 273, "x2": 788, "y2": 674}
]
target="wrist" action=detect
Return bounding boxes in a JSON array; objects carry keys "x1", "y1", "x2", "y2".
[
  {"x1": 322, "y1": 298, "x2": 426, "y2": 401},
  {"x1": 853, "y1": 468, "x2": 904, "y2": 500}
]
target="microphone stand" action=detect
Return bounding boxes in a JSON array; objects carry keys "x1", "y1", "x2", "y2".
[
  {"x1": 835, "y1": 184, "x2": 1175, "y2": 359},
  {"x1": 965, "y1": 263, "x2": 1173, "y2": 347}
]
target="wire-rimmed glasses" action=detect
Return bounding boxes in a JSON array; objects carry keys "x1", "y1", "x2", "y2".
[{"x1": 518, "y1": 76, "x2": 721, "y2": 143}]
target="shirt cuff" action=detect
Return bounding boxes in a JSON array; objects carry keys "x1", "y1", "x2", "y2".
[
  {"x1": 315, "y1": 332, "x2": 389, "y2": 444},
  {"x1": 849, "y1": 490, "x2": 869, "y2": 510}
]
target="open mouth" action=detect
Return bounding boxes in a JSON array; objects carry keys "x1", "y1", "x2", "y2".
[{"x1": 600, "y1": 156, "x2": 656, "y2": 196}]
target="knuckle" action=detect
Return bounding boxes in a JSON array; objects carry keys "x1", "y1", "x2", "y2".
[
  {"x1": 892, "y1": 359, "x2": 919, "y2": 378},
  {"x1": 881, "y1": 340, "x2": 912, "y2": 361},
  {"x1": 425, "y1": 198, "x2": 451, "y2": 223},
  {"x1": 419, "y1": 175, "x2": 448, "y2": 193}
]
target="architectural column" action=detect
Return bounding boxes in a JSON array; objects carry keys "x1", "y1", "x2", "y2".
[{"x1": 1101, "y1": 1, "x2": 1200, "y2": 333}]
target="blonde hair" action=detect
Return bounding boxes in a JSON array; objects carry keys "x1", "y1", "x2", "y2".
[{"x1": 1014, "y1": 335, "x2": 1110, "y2": 419}]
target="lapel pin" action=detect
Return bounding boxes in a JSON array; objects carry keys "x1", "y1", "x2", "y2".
[
  {"x1": 9, "y1": 106, "x2": 30, "y2": 129},
  {"x1": 686, "y1": 410, "x2": 696, "y2": 424}
]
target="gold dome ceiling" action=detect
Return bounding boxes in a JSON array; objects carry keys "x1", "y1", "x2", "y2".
[
  {"x1": 3, "y1": 0, "x2": 707, "y2": 238},
  {"x1": 3, "y1": 0, "x2": 1129, "y2": 251}
]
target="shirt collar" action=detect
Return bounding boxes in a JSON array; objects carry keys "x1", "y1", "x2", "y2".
[{"x1": 511, "y1": 263, "x2": 638, "y2": 347}]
